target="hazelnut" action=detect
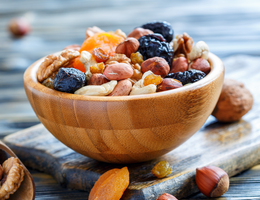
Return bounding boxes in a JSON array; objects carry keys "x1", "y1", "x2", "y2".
[
  {"x1": 8, "y1": 18, "x2": 30, "y2": 37},
  {"x1": 196, "y1": 165, "x2": 229, "y2": 197},
  {"x1": 116, "y1": 37, "x2": 139, "y2": 57},
  {"x1": 141, "y1": 57, "x2": 170, "y2": 78},
  {"x1": 157, "y1": 78, "x2": 183, "y2": 92},
  {"x1": 88, "y1": 73, "x2": 109, "y2": 85},
  {"x1": 157, "y1": 193, "x2": 178, "y2": 200},
  {"x1": 212, "y1": 79, "x2": 253, "y2": 122},
  {"x1": 170, "y1": 57, "x2": 189, "y2": 73},
  {"x1": 189, "y1": 58, "x2": 210, "y2": 74},
  {"x1": 127, "y1": 27, "x2": 154, "y2": 40}
]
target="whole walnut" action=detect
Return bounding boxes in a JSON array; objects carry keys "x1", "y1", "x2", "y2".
[{"x1": 212, "y1": 79, "x2": 253, "y2": 122}]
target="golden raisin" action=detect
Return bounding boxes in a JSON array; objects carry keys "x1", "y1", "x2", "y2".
[
  {"x1": 90, "y1": 62, "x2": 105, "y2": 74},
  {"x1": 130, "y1": 52, "x2": 144, "y2": 65},
  {"x1": 152, "y1": 161, "x2": 172, "y2": 178},
  {"x1": 92, "y1": 47, "x2": 109, "y2": 63},
  {"x1": 143, "y1": 73, "x2": 163, "y2": 86}
]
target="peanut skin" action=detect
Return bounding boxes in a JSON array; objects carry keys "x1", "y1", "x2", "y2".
[
  {"x1": 88, "y1": 73, "x2": 109, "y2": 85},
  {"x1": 108, "y1": 79, "x2": 132, "y2": 96},
  {"x1": 103, "y1": 63, "x2": 133, "y2": 80}
]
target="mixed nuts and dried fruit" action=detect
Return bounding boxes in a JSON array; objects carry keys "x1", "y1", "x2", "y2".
[
  {"x1": 89, "y1": 162, "x2": 230, "y2": 200},
  {"x1": 37, "y1": 21, "x2": 211, "y2": 96},
  {"x1": 0, "y1": 157, "x2": 25, "y2": 199}
]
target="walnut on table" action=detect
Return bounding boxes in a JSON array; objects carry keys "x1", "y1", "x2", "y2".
[
  {"x1": 212, "y1": 79, "x2": 254, "y2": 122},
  {"x1": 37, "y1": 49, "x2": 80, "y2": 83},
  {"x1": 0, "y1": 157, "x2": 25, "y2": 200}
]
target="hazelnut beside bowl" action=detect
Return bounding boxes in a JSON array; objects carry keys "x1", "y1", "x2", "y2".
[{"x1": 23, "y1": 52, "x2": 224, "y2": 164}]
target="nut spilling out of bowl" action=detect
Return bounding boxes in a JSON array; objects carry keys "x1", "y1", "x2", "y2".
[{"x1": 23, "y1": 22, "x2": 224, "y2": 163}]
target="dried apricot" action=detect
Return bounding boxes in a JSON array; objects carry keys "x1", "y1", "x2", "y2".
[
  {"x1": 80, "y1": 32, "x2": 124, "y2": 56},
  {"x1": 89, "y1": 167, "x2": 129, "y2": 200},
  {"x1": 73, "y1": 32, "x2": 124, "y2": 72},
  {"x1": 73, "y1": 57, "x2": 86, "y2": 72}
]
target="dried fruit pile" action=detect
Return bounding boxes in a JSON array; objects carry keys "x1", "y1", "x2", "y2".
[{"x1": 37, "y1": 21, "x2": 211, "y2": 96}]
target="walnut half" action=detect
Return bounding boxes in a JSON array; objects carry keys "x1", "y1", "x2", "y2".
[
  {"x1": 0, "y1": 157, "x2": 25, "y2": 200},
  {"x1": 37, "y1": 49, "x2": 80, "y2": 83}
]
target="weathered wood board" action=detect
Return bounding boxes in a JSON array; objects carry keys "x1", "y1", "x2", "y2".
[{"x1": 3, "y1": 109, "x2": 260, "y2": 199}]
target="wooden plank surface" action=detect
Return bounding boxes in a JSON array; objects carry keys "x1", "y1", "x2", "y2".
[
  {"x1": 1, "y1": 0, "x2": 260, "y2": 199},
  {"x1": 2, "y1": 110, "x2": 260, "y2": 199}
]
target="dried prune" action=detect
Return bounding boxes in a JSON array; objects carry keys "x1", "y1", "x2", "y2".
[
  {"x1": 165, "y1": 69, "x2": 206, "y2": 85},
  {"x1": 141, "y1": 21, "x2": 174, "y2": 42},
  {"x1": 53, "y1": 68, "x2": 86, "y2": 93},
  {"x1": 138, "y1": 34, "x2": 174, "y2": 66}
]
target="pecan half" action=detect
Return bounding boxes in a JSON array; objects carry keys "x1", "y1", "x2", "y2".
[
  {"x1": 172, "y1": 32, "x2": 193, "y2": 59},
  {"x1": 0, "y1": 157, "x2": 25, "y2": 200},
  {"x1": 37, "y1": 49, "x2": 80, "y2": 82}
]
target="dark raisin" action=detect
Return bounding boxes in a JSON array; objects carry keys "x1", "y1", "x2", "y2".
[
  {"x1": 141, "y1": 21, "x2": 174, "y2": 43},
  {"x1": 138, "y1": 34, "x2": 174, "y2": 66},
  {"x1": 165, "y1": 69, "x2": 206, "y2": 85},
  {"x1": 53, "y1": 68, "x2": 86, "y2": 93}
]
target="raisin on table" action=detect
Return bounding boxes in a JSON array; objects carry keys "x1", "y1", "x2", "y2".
[
  {"x1": 165, "y1": 69, "x2": 206, "y2": 85},
  {"x1": 53, "y1": 68, "x2": 86, "y2": 93}
]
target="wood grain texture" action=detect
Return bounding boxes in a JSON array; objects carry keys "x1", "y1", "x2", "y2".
[
  {"x1": 3, "y1": 109, "x2": 260, "y2": 199},
  {"x1": 0, "y1": 141, "x2": 35, "y2": 200},
  {"x1": 23, "y1": 53, "x2": 224, "y2": 163}
]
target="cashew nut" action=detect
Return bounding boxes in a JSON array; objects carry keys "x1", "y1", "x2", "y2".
[
  {"x1": 189, "y1": 41, "x2": 209, "y2": 61},
  {"x1": 80, "y1": 51, "x2": 97, "y2": 80},
  {"x1": 75, "y1": 80, "x2": 117, "y2": 96},
  {"x1": 130, "y1": 71, "x2": 157, "y2": 95}
]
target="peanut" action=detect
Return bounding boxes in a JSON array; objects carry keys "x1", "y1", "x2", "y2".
[
  {"x1": 108, "y1": 79, "x2": 132, "y2": 96},
  {"x1": 103, "y1": 63, "x2": 133, "y2": 80},
  {"x1": 88, "y1": 73, "x2": 109, "y2": 85}
]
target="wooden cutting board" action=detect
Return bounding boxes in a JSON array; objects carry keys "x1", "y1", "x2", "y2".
[{"x1": 3, "y1": 108, "x2": 260, "y2": 199}]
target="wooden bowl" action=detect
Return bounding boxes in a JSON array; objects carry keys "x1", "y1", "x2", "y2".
[{"x1": 23, "y1": 53, "x2": 224, "y2": 164}]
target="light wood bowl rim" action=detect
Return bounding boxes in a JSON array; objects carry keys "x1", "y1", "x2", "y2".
[{"x1": 24, "y1": 52, "x2": 224, "y2": 101}]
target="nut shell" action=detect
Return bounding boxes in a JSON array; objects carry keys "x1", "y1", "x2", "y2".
[
  {"x1": 195, "y1": 166, "x2": 229, "y2": 197},
  {"x1": 141, "y1": 57, "x2": 170, "y2": 78},
  {"x1": 212, "y1": 79, "x2": 253, "y2": 122}
]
